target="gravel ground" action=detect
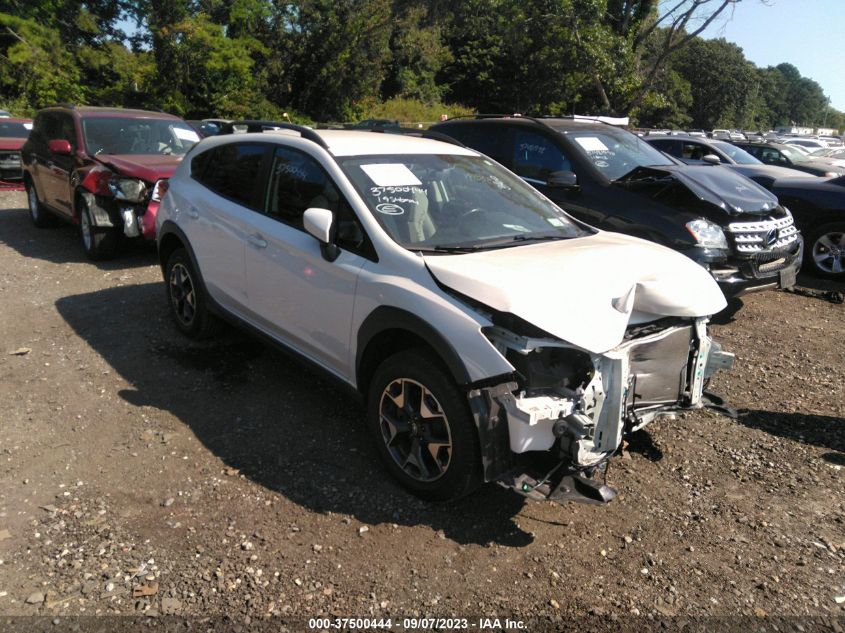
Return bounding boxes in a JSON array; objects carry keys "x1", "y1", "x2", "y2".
[{"x1": 0, "y1": 190, "x2": 843, "y2": 630}]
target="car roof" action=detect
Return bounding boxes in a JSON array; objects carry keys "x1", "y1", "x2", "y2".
[
  {"x1": 437, "y1": 116, "x2": 610, "y2": 133},
  {"x1": 39, "y1": 106, "x2": 183, "y2": 121},
  {"x1": 205, "y1": 129, "x2": 479, "y2": 157}
]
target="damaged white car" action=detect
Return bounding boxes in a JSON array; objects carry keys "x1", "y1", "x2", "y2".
[{"x1": 157, "y1": 123, "x2": 735, "y2": 504}]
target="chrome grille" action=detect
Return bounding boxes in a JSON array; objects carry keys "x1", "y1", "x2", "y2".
[
  {"x1": 726, "y1": 214, "x2": 800, "y2": 253},
  {"x1": 0, "y1": 151, "x2": 21, "y2": 170}
]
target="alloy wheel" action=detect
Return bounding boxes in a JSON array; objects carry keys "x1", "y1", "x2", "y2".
[
  {"x1": 169, "y1": 263, "x2": 197, "y2": 326},
  {"x1": 378, "y1": 378, "x2": 452, "y2": 482},
  {"x1": 812, "y1": 231, "x2": 845, "y2": 274},
  {"x1": 80, "y1": 209, "x2": 93, "y2": 251},
  {"x1": 27, "y1": 186, "x2": 39, "y2": 221}
]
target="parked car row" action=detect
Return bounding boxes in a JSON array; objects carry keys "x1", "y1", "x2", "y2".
[{"x1": 11, "y1": 107, "x2": 841, "y2": 507}]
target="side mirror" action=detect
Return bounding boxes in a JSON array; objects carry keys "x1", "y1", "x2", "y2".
[
  {"x1": 48, "y1": 139, "x2": 72, "y2": 155},
  {"x1": 547, "y1": 170, "x2": 579, "y2": 189},
  {"x1": 303, "y1": 207, "x2": 339, "y2": 261},
  {"x1": 702, "y1": 154, "x2": 721, "y2": 165}
]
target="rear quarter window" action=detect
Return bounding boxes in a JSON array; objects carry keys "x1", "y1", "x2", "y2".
[{"x1": 194, "y1": 143, "x2": 268, "y2": 208}]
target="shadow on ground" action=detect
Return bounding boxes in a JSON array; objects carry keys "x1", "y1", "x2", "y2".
[
  {"x1": 0, "y1": 205, "x2": 155, "y2": 269},
  {"x1": 56, "y1": 283, "x2": 533, "y2": 547},
  {"x1": 737, "y1": 409, "x2": 845, "y2": 464}
]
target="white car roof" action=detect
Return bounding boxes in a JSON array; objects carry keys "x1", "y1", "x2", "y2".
[
  {"x1": 315, "y1": 130, "x2": 478, "y2": 157},
  {"x1": 203, "y1": 128, "x2": 479, "y2": 158}
]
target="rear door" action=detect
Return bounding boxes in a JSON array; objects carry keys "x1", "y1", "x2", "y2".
[
  {"x1": 243, "y1": 145, "x2": 370, "y2": 378},
  {"x1": 182, "y1": 142, "x2": 270, "y2": 315}
]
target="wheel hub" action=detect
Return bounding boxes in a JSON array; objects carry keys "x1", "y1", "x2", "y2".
[{"x1": 379, "y1": 378, "x2": 452, "y2": 482}]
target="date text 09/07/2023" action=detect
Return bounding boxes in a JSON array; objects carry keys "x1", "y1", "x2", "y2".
[{"x1": 307, "y1": 617, "x2": 527, "y2": 630}]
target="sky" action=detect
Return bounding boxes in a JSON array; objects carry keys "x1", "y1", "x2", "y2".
[{"x1": 699, "y1": 0, "x2": 845, "y2": 111}]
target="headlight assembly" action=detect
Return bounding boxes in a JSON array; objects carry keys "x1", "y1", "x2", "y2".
[
  {"x1": 685, "y1": 218, "x2": 728, "y2": 249},
  {"x1": 108, "y1": 178, "x2": 148, "y2": 203}
]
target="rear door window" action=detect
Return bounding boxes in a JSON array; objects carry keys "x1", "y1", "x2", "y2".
[
  {"x1": 441, "y1": 124, "x2": 512, "y2": 165},
  {"x1": 649, "y1": 139, "x2": 681, "y2": 158},
  {"x1": 198, "y1": 143, "x2": 269, "y2": 208}
]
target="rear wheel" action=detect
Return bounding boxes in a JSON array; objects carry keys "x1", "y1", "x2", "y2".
[
  {"x1": 366, "y1": 349, "x2": 482, "y2": 501},
  {"x1": 164, "y1": 248, "x2": 222, "y2": 339},
  {"x1": 805, "y1": 222, "x2": 845, "y2": 279},
  {"x1": 79, "y1": 199, "x2": 118, "y2": 260},
  {"x1": 25, "y1": 179, "x2": 51, "y2": 228}
]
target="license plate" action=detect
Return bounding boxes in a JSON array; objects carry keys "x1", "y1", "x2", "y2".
[{"x1": 779, "y1": 267, "x2": 797, "y2": 288}]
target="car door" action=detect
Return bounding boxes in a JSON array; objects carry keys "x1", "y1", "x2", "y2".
[
  {"x1": 243, "y1": 145, "x2": 370, "y2": 378},
  {"x1": 28, "y1": 113, "x2": 64, "y2": 212},
  {"x1": 184, "y1": 142, "x2": 270, "y2": 315},
  {"x1": 508, "y1": 128, "x2": 608, "y2": 226},
  {"x1": 45, "y1": 113, "x2": 79, "y2": 215}
]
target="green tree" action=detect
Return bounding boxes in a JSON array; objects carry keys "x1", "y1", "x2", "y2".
[{"x1": 0, "y1": 13, "x2": 82, "y2": 111}]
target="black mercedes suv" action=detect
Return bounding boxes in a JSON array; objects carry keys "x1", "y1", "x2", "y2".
[{"x1": 431, "y1": 116, "x2": 803, "y2": 298}]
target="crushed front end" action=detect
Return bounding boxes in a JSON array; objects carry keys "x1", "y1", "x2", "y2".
[{"x1": 471, "y1": 317, "x2": 734, "y2": 504}]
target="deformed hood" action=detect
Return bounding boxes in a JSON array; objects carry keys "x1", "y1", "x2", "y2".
[
  {"x1": 97, "y1": 154, "x2": 184, "y2": 183},
  {"x1": 425, "y1": 232, "x2": 727, "y2": 354},
  {"x1": 616, "y1": 164, "x2": 779, "y2": 214}
]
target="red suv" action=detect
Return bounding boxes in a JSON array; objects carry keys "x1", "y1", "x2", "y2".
[
  {"x1": 22, "y1": 106, "x2": 200, "y2": 259},
  {"x1": 0, "y1": 118, "x2": 32, "y2": 190}
]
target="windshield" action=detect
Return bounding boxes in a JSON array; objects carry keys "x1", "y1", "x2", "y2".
[
  {"x1": 0, "y1": 121, "x2": 30, "y2": 138},
  {"x1": 339, "y1": 154, "x2": 588, "y2": 251},
  {"x1": 558, "y1": 127, "x2": 675, "y2": 180},
  {"x1": 82, "y1": 117, "x2": 200, "y2": 155},
  {"x1": 710, "y1": 141, "x2": 761, "y2": 165}
]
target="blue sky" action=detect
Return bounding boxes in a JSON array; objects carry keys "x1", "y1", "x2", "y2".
[{"x1": 699, "y1": 0, "x2": 845, "y2": 110}]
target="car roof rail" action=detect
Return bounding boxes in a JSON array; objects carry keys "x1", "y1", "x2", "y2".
[
  {"x1": 219, "y1": 120, "x2": 330, "y2": 150},
  {"x1": 368, "y1": 127, "x2": 467, "y2": 148},
  {"x1": 44, "y1": 103, "x2": 77, "y2": 110}
]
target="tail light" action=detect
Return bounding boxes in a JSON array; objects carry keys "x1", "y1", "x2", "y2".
[{"x1": 151, "y1": 179, "x2": 169, "y2": 202}]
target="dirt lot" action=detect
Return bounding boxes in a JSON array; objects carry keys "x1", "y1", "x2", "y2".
[{"x1": 0, "y1": 190, "x2": 843, "y2": 629}]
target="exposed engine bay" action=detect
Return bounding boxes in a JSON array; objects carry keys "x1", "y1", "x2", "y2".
[{"x1": 471, "y1": 316, "x2": 734, "y2": 504}]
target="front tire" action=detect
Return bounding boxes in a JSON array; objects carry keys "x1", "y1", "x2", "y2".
[
  {"x1": 164, "y1": 248, "x2": 222, "y2": 339},
  {"x1": 26, "y1": 179, "x2": 51, "y2": 228},
  {"x1": 366, "y1": 350, "x2": 482, "y2": 501},
  {"x1": 79, "y1": 199, "x2": 118, "y2": 260},
  {"x1": 805, "y1": 222, "x2": 845, "y2": 279}
]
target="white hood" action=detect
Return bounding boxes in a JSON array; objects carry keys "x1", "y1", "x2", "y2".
[{"x1": 425, "y1": 232, "x2": 727, "y2": 354}]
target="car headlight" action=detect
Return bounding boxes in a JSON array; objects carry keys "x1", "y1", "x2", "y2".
[
  {"x1": 686, "y1": 219, "x2": 728, "y2": 249},
  {"x1": 150, "y1": 179, "x2": 169, "y2": 202},
  {"x1": 108, "y1": 178, "x2": 148, "y2": 203}
]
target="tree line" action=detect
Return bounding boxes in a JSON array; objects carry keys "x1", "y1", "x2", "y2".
[{"x1": 0, "y1": 0, "x2": 841, "y2": 132}]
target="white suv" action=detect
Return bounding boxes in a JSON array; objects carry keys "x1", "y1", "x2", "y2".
[{"x1": 157, "y1": 123, "x2": 734, "y2": 504}]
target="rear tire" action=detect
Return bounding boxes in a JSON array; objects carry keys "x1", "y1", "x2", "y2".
[
  {"x1": 804, "y1": 222, "x2": 845, "y2": 279},
  {"x1": 366, "y1": 349, "x2": 482, "y2": 501},
  {"x1": 164, "y1": 248, "x2": 222, "y2": 339},
  {"x1": 79, "y1": 199, "x2": 119, "y2": 260},
  {"x1": 25, "y1": 179, "x2": 51, "y2": 228}
]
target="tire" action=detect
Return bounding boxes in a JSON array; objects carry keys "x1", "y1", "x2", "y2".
[
  {"x1": 366, "y1": 349, "x2": 482, "y2": 501},
  {"x1": 164, "y1": 248, "x2": 222, "y2": 339},
  {"x1": 79, "y1": 198, "x2": 119, "y2": 260},
  {"x1": 804, "y1": 221, "x2": 845, "y2": 279},
  {"x1": 25, "y1": 179, "x2": 52, "y2": 228}
]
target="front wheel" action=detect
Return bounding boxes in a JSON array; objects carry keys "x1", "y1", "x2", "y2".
[
  {"x1": 805, "y1": 222, "x2": 845, "y2": 279},
  {"x1": 79, "y1": 199, "x2": 118, "y2": 260},
  {"x1": 366, "y1": 350, "x2": 482, "y2": 501}
]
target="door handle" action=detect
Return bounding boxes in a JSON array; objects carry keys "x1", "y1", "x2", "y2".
[
  {"x1": 186, "y1": 206, "x2": 199, "y2": 219},
  {"x1": 247, "y1": 234, "x2": 267, "y2": 249}
]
